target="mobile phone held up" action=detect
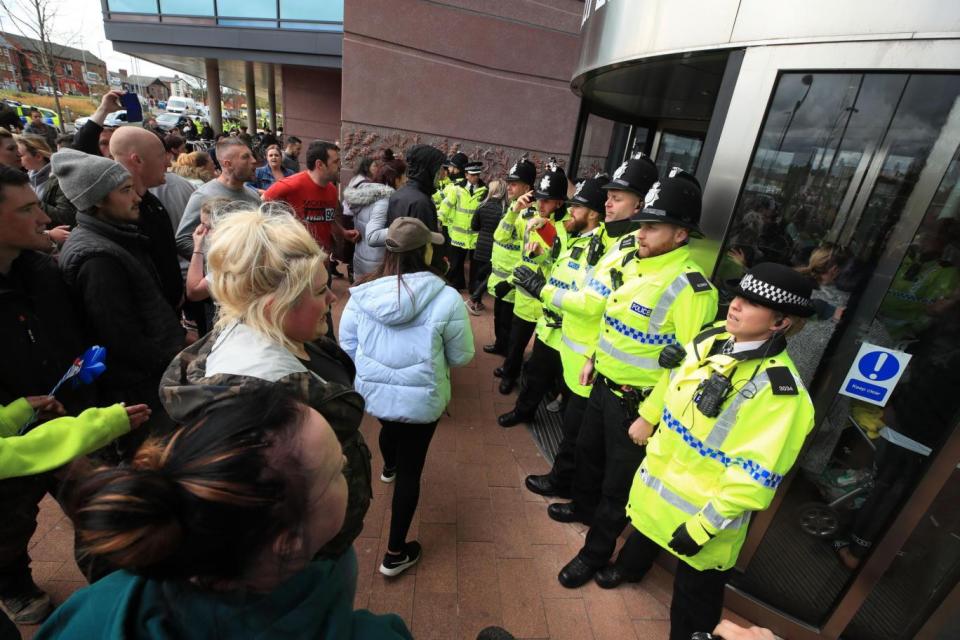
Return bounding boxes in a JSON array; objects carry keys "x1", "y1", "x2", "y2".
[{"x1": 120, "y1": 92, "x2": 143, "y2": 123}]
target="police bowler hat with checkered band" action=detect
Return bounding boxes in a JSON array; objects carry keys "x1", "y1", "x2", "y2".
[
  {"x1": 464, "y1": 161, "x2": 483, "y2": 175},
  {"x1": 566, "y1": 175, "x2": 609, "y2": 213},
  {"x1": 534, "y1": 163, "x2": 568, "y2": 200},
  {"x1": 630, "y1": 169, "x2": 704, "y2": 237},
  {"x1": 729, "y1": 262, "x2": 816, "y2": 317},
  {"x1": 505, "y1": 157, "x2": 536, "y2": 186},
  {"x1": 602, "y1": 154, "x2": 658, "y2": 198}
]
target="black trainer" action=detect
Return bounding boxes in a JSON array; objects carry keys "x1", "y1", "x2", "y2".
[{"x1": 380, "y1": 541, "x2": 422, "y2": 577}]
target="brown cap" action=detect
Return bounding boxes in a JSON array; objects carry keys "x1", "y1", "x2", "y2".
[{"x1": 385, "y1": 217, "x2": 445, "y2": 253}]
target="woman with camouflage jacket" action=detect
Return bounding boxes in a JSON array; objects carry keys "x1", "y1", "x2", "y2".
[{"x1": 159, "y1": 204, "x2": 372, "y2": 558}]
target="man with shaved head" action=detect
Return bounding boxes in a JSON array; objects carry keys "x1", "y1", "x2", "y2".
[
  {"x1": 110, "y1": 126, "x2": 184, "y2": 310},
  {"x1": 175, "y1": 136, "x2": 260, "y2": 260}
]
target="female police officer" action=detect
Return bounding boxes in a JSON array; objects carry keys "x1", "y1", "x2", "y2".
[{"x1": 597, "y1": 262, "x2": 817, "y2": 640}]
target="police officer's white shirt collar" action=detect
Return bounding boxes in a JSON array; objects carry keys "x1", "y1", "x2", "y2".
[{"x1": 730, "y1": 339, "x2": 765, "y2": 354}]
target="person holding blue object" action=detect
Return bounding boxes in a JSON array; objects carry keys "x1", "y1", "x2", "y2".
[{"x1": 35, "y1": 385, "x2": 412, "y2": 640}]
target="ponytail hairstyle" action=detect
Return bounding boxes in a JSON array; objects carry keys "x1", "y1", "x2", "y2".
[{"x1": 70, "y1": 385, "x2": 309, "y2": 582}]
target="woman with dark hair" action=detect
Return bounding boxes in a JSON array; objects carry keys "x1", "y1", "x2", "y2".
[
  {"x1": 343, "y1": 155, "x2": 407, "y2": 278},
  {"x1": 34, "y1": 385, "x2": 412, "y2": 639},
  {"x1": 247, "y1": 144, "x2": 294, "y2": 194},
  {"x1": 340, "y1": 217, "x2": 474, "y2": 577}
]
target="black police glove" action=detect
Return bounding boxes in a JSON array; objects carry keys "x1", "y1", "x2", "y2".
[
  {"x1": 494, "y1": 280, "x2": 513, "y2": 300},
  {"x1": 658, "y1": 343, "x2": 687, "y2": 369},
  {"x1": 512, "y1": 265, "x2": 546, "y2": 299},
  {"x1": 668, "y1": 523, "x2": 707, "y2": 557}
]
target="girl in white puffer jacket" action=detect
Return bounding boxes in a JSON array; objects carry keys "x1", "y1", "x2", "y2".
[{"x1": 340, "y1": 217, "x2": 474, "y2": 578}]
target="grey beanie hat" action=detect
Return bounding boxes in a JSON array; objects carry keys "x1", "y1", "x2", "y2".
[{"x1": 51, "y1": 148, "x2": 130, "y2": 212}]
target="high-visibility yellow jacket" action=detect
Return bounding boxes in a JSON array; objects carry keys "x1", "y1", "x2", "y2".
[
  {"x1": 488, "y1": 199, "x2": 526, "y2": 303},
  {"x1": 439, "y1": 182, "x2": 488, "y2": 250},
  {"x1": 628, "y1": 326, "x2": 815, "y2": 571},
  {"x1": 511, "y1": 208, "x2": 569, "y2": 323},
  {"x1": 534, "y1": 226, "x2": 609, "y2": 357},
  {"x1": 594, "y1": 244, "x2": 718, "y2": 390},
  {"x1": 432, "y1": 176, "x2": 452, "y2": 211},
  {"x1": 542, "y1": 231, "x2": 637, "y2": 397}
]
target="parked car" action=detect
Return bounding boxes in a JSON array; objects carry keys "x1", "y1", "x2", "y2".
[
  {"x1": 11, "y1": 103, "x2": 62, "y2": 132},
  {"x1": 156, "y1": 111, "x2": 196, "y2": 133},
  {"x1": 166, "y1": 96, "x2": 197, "y2": 115},
  {"x1": 73, "y1": 110, "x2": 128, "y2": 130}
]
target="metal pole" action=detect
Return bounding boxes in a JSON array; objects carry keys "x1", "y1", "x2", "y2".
[
  {"x1": 267, "y1": 63, "x2": 277, "y2": 132},
  {"x1": 204, "y1": 58, "x2": 222, "y2": 134},
  {"x1": 244, "y1": 61, "x2": 256, "y2": 134}
]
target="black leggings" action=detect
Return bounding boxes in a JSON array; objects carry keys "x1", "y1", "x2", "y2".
[{"x1": 378, "y1": 419, "x2": 439, "y2": 551}]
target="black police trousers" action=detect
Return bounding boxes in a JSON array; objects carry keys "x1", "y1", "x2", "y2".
[
  {"x1": 572, "y1": 381, "x2": 646, "y2": 568},
  {"x1": 514, "y1": 338, "x2": 565, "y2": 417},
  {"x1": 492, "y1": 297, "x2": 514, "y2": 352},
  {"x1": 545, "y1": 393, "x2": 588, "y2": 492},
  {"x1": 613, "y1": 529, "x2": 731, "y2": 640},
  {"x1": 446, "y1": 246, "x2": 471, "y2": 291},
  {"x1": 501, "y1": 317, "x2": 536, "y2": 380}
]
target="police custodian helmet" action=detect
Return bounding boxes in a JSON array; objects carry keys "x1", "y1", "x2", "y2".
[
  {"x1": 534, "y1": 160, "x2": 568, "y2": 201},
  {"x1": 602, "y1": 153, "x2": 659, "y2": 198},
  {"x1": 567, "y1": 174, "x2": 610, "y2": 213},
  {"x1": 630, "y1": 167, "x2": 704, "y2": 237},
  {"x1": 505, "y1": 156, "x2": 537, "y2": 186}
]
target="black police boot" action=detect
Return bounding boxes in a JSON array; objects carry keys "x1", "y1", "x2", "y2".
[
  {"x1": 484, "y1": 344, "x2": 507, "y2": 356},
  {"x1": 498, "y1": 377, "x2": 516, "y2": 395},
  {"x1": 497, "y1": 410, "x2": 533, "y2": 428},
  {"x1": 594, "y1": 564, "x2": 643, "y2": 590},
  {"x1": 493, "y1": 366, "x2": 505, "y2": 378},
  {"x1": 558, "y1": 556, "x2": 597, "y2": 589},
  {"x1": 547, "y1": 502, "x2": 590, "y2": 525},
  {"x1": 524, "y1": 474, "x2": 571, "y2": 499}
]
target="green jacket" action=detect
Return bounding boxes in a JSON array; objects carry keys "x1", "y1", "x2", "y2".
[
  {"x1": 487, "y1": 199, "x2": 526, "y2": 303},
  {"x1": 0, "y1": 399, "x2": 129, "y2": 479},
  {"x1": 36, "y1": 549, "x2": 413, "y2": 639},
  {"x1": 628, "y1": 326, "x2": 815, "y2": 571},
  {"x1": 439, "y1": 181, "x2": 488, "y2": 250},
  {"x1": 543, "y1": 231, "x2": 636, "y2": 397},
  {"x1": 594, "y1": 244, "x2": 718, "y2": 390}
]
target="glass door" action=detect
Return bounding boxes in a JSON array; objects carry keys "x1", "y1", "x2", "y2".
[{"x1": 711, "y1": 71, "x2": 960, "y2": 633}]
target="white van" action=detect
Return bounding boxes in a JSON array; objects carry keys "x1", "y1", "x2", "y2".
[{"x1": 166, "y1": 96, "x2": 197, "y2": 115}]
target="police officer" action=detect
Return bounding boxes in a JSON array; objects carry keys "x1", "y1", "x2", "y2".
[
  {"x1": 552, "y1": 169, "x2": 719, "y2": 588},
  {"x1": 440, "y1": 160, "x2": 488, "y2": 290},
  {"x1": 524, "y1": 156, "x2": 658, "y2": 498},
  {"x1": 499, "y1": 175, "x2": 610, "y2": 427},
  {"x1": 485, "y1": 157, "x2": 536, "y2": 356},
  {"x1": 597, "y1": 263, "x2": 816, "y2": 640},
  {"x1": 494, "y1": 161, "x2": 568, "y2": 395}
]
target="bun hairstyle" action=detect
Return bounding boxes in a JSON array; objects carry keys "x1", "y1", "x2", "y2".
[
  {"x1": 207, "y1": 203, "x2": 327, "y2": 353},
  {"x1": 70, "y1": 385, "x2": 308, "y2": 581},
  {"x1": 373, "y1": 156, "x2": 407, "y2": 188}
]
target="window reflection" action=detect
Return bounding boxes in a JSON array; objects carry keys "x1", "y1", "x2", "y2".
[
  {"x1": 724, "y1": 71, "x2": 960, "y2": 629},
  {"x1": 159, "y1": 0, "x2": 214, "y2": 16},
  {"x1": 654, "y1": 131, "x2": 703, "y2": 176}
]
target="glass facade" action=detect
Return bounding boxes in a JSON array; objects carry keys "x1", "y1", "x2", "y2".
[
  {"x1": 716, "y1": 71, "x2": 960, "y2": 634},
  {"x1": 106, "y1": 0, "x2": 344, "y2": 25}
]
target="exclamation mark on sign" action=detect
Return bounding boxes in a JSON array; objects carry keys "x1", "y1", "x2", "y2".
[{"x1": 869, "y1": 353, "x2": 888, "y2": 380}]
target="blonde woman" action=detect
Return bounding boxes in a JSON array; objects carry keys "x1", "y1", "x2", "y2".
[
  {"x1": 172, "y1": 150, "x2": 217, "y2": 186},
  {"x1": 16, "y1": 134, "x2": 52, "y2": 199},
  {"x1": 160, "y1": 204, "x2": 372, "y2": 558}
]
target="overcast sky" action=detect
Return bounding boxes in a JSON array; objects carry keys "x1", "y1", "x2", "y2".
[{"x1": 1, "y1": 0, "x2": 185, "y2": 79}]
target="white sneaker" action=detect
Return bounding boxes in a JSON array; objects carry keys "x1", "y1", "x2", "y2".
[
  {"x1": 380, "y1": 541, "x2": 421, "y2": 577},
  {"x1": 380, "y1": 467, "x2": 396, "y2": 483}
]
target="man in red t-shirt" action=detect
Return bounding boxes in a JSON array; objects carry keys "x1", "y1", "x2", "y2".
[{"x1": 263, "y1": 140, "x2": 358, "y2": 256}]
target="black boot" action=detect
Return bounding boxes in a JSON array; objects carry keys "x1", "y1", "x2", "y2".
[
  {"x1": 484, "y1": 344, "x2": 507, "y2": 356},
  {"x1": 498, "y1": 410, "x2": 533, "y2": 428},
  {"x1": 547, "y1": 502, "x2": 590, "y2": 525},
  {"x1": 594, "y1": 564, "x2": 643, "y2": 589},
  {"x1": 525, "y1": 474, "x2": 571, "y2": 499},
  {"x1": 498, "y1": 377, "x2": 516, "y2": 394},
  {"x1": 558, "y1": 556, "x2": 597, "y2": 589}
]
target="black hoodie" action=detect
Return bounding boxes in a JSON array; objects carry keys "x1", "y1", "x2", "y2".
[{"x1": 386, "y1": 144, "x2": 445, "y2": 231}]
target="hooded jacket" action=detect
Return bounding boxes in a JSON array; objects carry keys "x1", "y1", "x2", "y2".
[
  {"x1": 339, "y1": 271, "x2": 474, "y2": 423},
  {"x1": 159, "y1": 324, "x2": 371, "y2": 557},
  {"x1": 386, "y1": 145, "x2": 445, "y2": 231},
  {"x1": 35, "y1": 550, "x2": 412, "y2": 640},
  {"x1": 342, "y1": 181, "x2": 394, "y2": 277}
]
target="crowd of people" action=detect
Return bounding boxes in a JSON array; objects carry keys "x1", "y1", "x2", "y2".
[{"x1": 0, "y1": 89, "x2": 801, "y2": 640}]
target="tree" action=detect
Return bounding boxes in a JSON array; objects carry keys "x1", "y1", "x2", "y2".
[{"x1": 0, "y1": 0, "x2": 77, "y2": 127}]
